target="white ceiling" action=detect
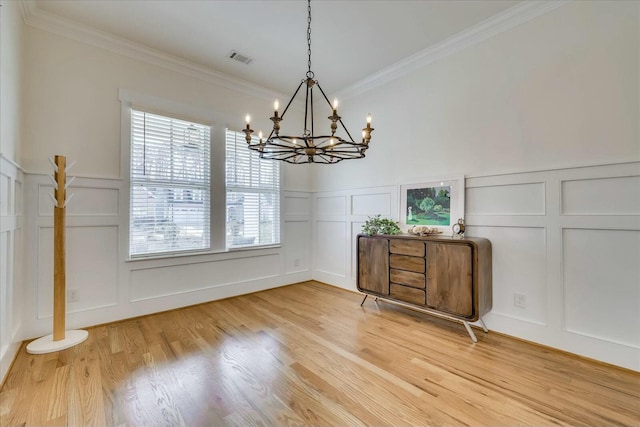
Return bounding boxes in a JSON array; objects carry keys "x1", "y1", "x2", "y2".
[{"x1": 34, "y1": 0, "x2": 521, "y2": 95}]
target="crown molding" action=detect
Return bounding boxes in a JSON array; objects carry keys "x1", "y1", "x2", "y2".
[
  {"x1": 17, "y1": 0, "x2": 285, "y2": 102},
  {"x1": 337, "y1": 0, "x2": 570, "y2": 100}
]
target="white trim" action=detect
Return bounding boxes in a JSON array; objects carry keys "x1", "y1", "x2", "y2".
[
  {"x1": 19, "y1": 1, "x2": 285, "y2": 102},
  {"x1": 0, "y1": 153, "x2": 25, "y2": 173},
  {"x1": 337, "y1": 0, "x2": 570, "y2": 99}
]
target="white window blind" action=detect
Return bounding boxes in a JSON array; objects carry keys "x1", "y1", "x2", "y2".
[
  {"x1": 130, "y1": 109, "x2": 211, "y2": 256},
  {"x1": 225, "y1": 130, "x2": 280, "y2": 248}
]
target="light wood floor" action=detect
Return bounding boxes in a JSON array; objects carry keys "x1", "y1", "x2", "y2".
[{"x1": 1, "y1": 281, "x2": 639, "y2": 426}]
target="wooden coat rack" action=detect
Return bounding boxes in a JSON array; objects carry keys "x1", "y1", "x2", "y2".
[{"x1": 26, "y1": 155, "x2": 88, "y2": 354}]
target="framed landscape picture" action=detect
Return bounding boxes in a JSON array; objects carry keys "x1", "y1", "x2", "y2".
[{"x1": 400, "y1": 176, "x2": 465, "y2": 234}]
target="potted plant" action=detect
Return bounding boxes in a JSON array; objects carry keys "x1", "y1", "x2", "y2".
[{"x1": 361, "y1": 215, "x2": 402, "y2": 236}]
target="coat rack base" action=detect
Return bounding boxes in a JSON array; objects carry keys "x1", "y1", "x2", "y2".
[{"x1": 26, "y1": 329, "x2": 88, "y2": 354}]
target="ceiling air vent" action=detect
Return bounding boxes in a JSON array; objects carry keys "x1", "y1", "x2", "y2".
[{"x1": 228, "y1": 50, "x2": 254, "y2": 65}]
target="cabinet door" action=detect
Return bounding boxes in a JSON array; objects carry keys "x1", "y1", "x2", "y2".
[
  {"x1": 357, "y1": 237, "x2": 389, "y2": 295},
  {"x1": 426, "y1": 242, "x2": 473, "y2": 318}
]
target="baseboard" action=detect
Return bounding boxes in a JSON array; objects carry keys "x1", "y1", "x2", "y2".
[{"x1": 0, "y1": 340, "x2": 23, "y2": 389}]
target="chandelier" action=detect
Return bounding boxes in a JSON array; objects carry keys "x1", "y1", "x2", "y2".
[{"x1": 243, "y1": 0, "x2": 373, "y2": 164}]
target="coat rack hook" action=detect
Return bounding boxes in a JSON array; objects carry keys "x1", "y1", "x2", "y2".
[
  {"x1": 48, "y1": 193, "x2": 59, "y2": 207},
  {"x1": 48, "y1": 157, "x2": 59, "y2": 172},
  {"x1": 65, "y1": 160, "x2": 77, "y2": 173},
  {"x1": 65, "y1": 176, "x2": 76, "y2": 190},
  {"x1": 64, "y1": 193, "x2": 75, "y2": 208}
]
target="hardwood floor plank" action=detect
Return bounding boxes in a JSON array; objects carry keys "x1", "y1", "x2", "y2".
[{"x1": 2, "y1": 281, "x2": 638, "y2": 427}]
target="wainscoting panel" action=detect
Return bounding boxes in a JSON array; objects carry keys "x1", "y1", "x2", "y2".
[
  {"x1": 0, "y1": 230, "x2": 12, "y2": 362},
  {"x1": 351, "y1": 221, "x2": 365, "y2": 280},
  {"x1": 316, "y1": 195, "x2": 347, "y2": 217},
  {"x1": 14, "y1": 180, "x2": 22, "y2": 215},
  {"x1": 466, "y1": 182, "x2": 545, "y2": 215},
  {"x1": 284, "y1": 193, "x2": 311, "y2": 216},
  {"x1": 315, "y1": 221, "x2": 347, "y2": 278},
  {"x1": 562, "y1": 228, "x2": 640, "y2": 348},
  {"x1": 351, "y1": 192, "x2": 392, "y2": 216},
  {"x1": 561, "y1": 176, "x2": 640, "y2": 215},
  {"x1": 37, "y1": 225, "x2": 119, "y2": 318},
  {"x1": 0, "y1": 155, "x2": 24, "y2": 384},
  {"x1": 284, "y1": 220, "x2": 310, "y2": 274},
  {"x1": 283, "y1": 192, "x2": 312, "y2": 275},
  {"x1": 467, "y1": 225, "x2": 547, "y2": 325},
  {"x1": 129, "y1": 253, "x2": 280, "y2": 302},
  {"x1": 0, "y1": 173, "x2": 10, "y2": 217},
  {"x1": 312, "y1": 162, "x2": 640, "y2": 370}
]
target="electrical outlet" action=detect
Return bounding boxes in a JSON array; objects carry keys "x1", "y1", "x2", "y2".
[
  {"x1": 514, "y1": 292, "x2": 526, "y2": 309},
  {"x1": 67, "y1": 289, "x2": 79, "y2": 302}
]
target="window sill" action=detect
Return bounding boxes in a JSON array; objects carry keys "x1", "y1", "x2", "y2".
[{"x1": 126, "y1": 244, "x2": 282, "y2": 264}]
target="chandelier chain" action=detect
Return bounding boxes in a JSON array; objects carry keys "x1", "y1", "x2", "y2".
[{"x1": 307, "y1": 0, "x2": 312, "y2": 73}]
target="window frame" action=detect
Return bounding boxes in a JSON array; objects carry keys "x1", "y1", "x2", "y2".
[
  {"x1": 225, "y1": 128, "x2": 281, "y2": 250},
  {"x1": 129, "y1": 109, "x2": 212, "y2": 257},
  {"x1": 119, "y1": 89, "x2": 283, "y2": 262}
]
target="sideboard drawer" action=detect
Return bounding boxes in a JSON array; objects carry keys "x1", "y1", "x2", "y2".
[
  {"x1": 389, "y1": 284, "x2": 426, "y2": 305},
  {"x1": 390, "y1": 269, "x2": 425, "y2": 289},
  {"x1": 390, "y1": 254, "x2": 425, "y2": 273},
  {"x1": 390, "y1": 239, "x2": 425, "y2": 257}
]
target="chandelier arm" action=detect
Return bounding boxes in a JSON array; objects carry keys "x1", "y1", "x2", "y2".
[
  {"x1": 264, "y1": 142, "x2": 306, "y2": 150},
  {"x1": 310, "y1": 84, "x2": 315, "y2": 139},
  {"x1": 337, "y1": 118, "x2": 357, "y2": 143},
  {"x1": 304, "y1": 84, "x2": 310, "y2": 143},
  {"x1": 262, "y1": 151, "x2": 301, "y2": 161},
  {"x1": 280, "y1": 79, "x2": 306, "y2": 119},
  {"x1": 315, "y1": 81, "x2": 357, "y2": 143},
  {"x1": 316, "y1": 154, "x2": 344, "y2": 164}
]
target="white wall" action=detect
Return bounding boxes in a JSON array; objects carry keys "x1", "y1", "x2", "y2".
[
  {"x1": 0, "y1": 0, "x2": 24, "y2": 163},
  {"x1": 310, "y1": 1, "x2": 640, "y2": 370},
  {"x1": 16, "y1": 22, "x2": 314, "y2": 342},
  {"x1": 0, "y1": 0, "x2": 26, "y2": 382},
  {"x1": 313, "y1": 1, "x2": 638, "y2": 191}
]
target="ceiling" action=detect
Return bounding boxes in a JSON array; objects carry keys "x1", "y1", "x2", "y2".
[{"x1": 33, "y1": 0, "x2": 521, "y2": 95}]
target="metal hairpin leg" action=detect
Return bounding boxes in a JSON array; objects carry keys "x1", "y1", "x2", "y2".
[
  {"x1": 463, "y1": 321, "x2": 478, "y2": 343},
  {"x1": 479, "y1": 318, "x2": 488, "y2": 333},
  {"x1": 360, "y1": 295, "x2": 368, "y2": 306}
]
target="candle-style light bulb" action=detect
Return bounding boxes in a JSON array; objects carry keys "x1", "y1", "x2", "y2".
[
  {"x1": 258, "y1": 131, "x2": 263, "y2": 140},
  {"x1": 366, "y1": 114, "x2": 372, "y2": 124},
  {"x1": 292, "y1": 138, "x2": 297, "y2": 145},
  {"x1": 245, "y1": 115, "x2": 251, "y2": 124},
  {"x1": 274, "y1": 100, "x2": 279, "y2": 111},
  {"x1": 333, "y1": 98, "x2": 339, "y2": 110},
  {"x1": 362, "y1": 131, "x2": 366, "y2": 138}
]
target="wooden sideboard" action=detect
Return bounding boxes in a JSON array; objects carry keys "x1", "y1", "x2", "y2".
[{"x1": 357, "y1": 233, "x2": 492, "y2": 342}]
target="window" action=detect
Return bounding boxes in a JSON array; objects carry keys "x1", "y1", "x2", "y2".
[
  {"x1": 225, "y1": 130, "x2": 280, "y2": 248},
  {"x1": 130, "y1": 109, "x2": 211, "y2": 256}
]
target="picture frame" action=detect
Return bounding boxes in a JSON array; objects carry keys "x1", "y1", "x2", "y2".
[{"x1": 399, "y1": 176, "x2": 465, "y2": 234}]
